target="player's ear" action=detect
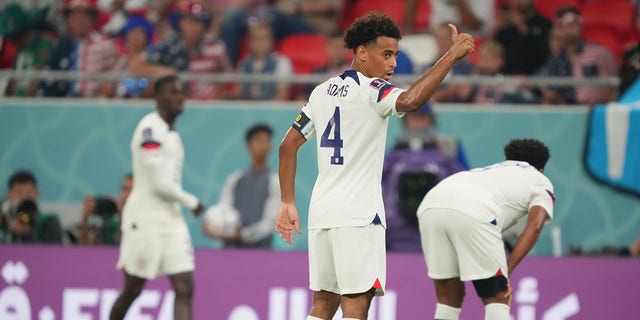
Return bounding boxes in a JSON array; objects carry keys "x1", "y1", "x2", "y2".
[{"x1": 356, "y1": 45, "x2": 368, "y2": 62}]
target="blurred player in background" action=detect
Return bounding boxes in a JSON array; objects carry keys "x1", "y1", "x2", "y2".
[
  {"x1": 109, "y1": 75, "x2": 204, "y2": 320},
  {"x1": 276, "y1": 13, "x2": 474, "y2": 320},
  {"x1": 417, "y1": 138, "x2": 555, "y2": 320}
]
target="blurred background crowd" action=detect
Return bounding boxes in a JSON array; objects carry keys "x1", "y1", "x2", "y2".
[{"x1": 1, "y1": 0, "x2": 639, "y2": 104}]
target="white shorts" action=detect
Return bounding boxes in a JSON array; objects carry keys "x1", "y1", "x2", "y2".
[
  {"x1": 308, "y1": 223, "x2": 386, "y2": 296},
  {"x1": 418, "y1": 208, "x2": 507, "y2": 281},
  {"x1": 116, "y1": 231, "x2": 195, "y2": 279}
]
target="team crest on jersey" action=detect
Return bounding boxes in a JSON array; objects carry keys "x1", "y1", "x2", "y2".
[{"x1": 140, "y1": 127, "x2": 161, "y2": 150}]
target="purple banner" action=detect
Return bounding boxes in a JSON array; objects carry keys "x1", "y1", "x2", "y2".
[{"x1": 1, "y1": 246, "x2": 639, "y2": 319}]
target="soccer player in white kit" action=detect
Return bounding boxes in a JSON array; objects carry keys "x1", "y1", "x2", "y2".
[
  {"x1": 109, "y1": 75, "x2": 204, "y2": 320},
  {"x1": 276, "y1": 13, "x2": 475, "y2": 320},
  {"x1": 418, "y1": 138, "x2": 555, "y2": 320}
]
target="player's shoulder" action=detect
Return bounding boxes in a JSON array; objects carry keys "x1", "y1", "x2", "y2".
[
  {"x1": 138, "y1": 112, "x2": 166, "y2": 129},
  {"x1": 134, "y1": 112, "x2": 168, "y2": 143}
]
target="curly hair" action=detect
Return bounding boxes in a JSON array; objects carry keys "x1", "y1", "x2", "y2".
[
  {"x1": 344, "y1": 13, "x2": 401, "y2": 52},
  {"x1": 504, "y1": 138, "x2": 550, "y2": 170}
]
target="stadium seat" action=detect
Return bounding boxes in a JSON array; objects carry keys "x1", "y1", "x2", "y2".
[
  {"x1": 581, "y1": 1, "x2": 635, "y2": 38},
  {"x1": 535, "y1": 0, "x2": 582, "y2": 19},
  {"x1": 581, "y1": 1, "x2": 637, "y2": 64},
  {"x1": 277, "y1": 34, "x2": 329, "y2": 74},
  {"x1": 413, "y1": 0, "x2": 432, "y2": 32},
  {"x1": 583, "y1": 25, "x2": 627, "y2": 65},
  {"x1": 351, "y1": 0, "x2": 407, "y2": 27}
]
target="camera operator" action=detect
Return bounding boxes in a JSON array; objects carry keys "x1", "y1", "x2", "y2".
[
  {"x1": 0, "y1": 170, "x2": 62, "y2": 244},
  {"x1": 76, "y1": 174, "x2": 133, "y2": 245}
]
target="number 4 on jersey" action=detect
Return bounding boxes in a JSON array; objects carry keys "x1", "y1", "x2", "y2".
[{"x1": 321, "y1": 106, "x2": 344, "y2": 165}]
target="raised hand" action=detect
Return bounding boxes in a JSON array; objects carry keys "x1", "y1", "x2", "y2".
[{"x1": 448, "y1": 24, "x2": 476, "y2": 60}]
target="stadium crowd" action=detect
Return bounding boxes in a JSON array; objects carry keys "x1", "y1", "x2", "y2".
[{"x1": 1, "y1": 0, "x2": 638, "y2": 104}]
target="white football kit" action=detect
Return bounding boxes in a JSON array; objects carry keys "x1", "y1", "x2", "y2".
[
  {"x1": 117, "y1": 111, "x2": 198, "y2": 279},
  {"x1": 417, "y1": 160, "x2": 555, "y2": 281},
  {"x1": 292, "y1": 70, "x2": 405, "y2": 295}
]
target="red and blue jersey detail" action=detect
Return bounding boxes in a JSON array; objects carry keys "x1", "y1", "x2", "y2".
[
  {"x1": 140, "y1": 127, "x2": 161, "y2": 150},
  {"x1": 546, "y1": 189, "x2": 556, "y2": 205},
  {"x1": 377, "y1": 83, "x2": 397, "y2": 102},
  {"x1": 141, "y1": 140, "x2": 161, "y2": 150},
  {"x1": 370, "y1": 78, "x2": 397, "y2": 102}
]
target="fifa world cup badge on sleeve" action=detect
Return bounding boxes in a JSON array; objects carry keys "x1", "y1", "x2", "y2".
[{"x1": 141, "y1": 127, "x2": 161, "y2": 149}]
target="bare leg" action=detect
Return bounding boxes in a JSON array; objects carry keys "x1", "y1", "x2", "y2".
[
  {"x1": 631, "y1": 235, "x2": 640, "y2": 256},
  {"x1": 169, "y1": 272, "x2": 195, "y2": 320},
  {"x1": 434, "y1": 277, "x2": 465, "y2": 307},
  {"x1": 109, "y1": 272, "x2": 146, "y2": 320},
  {"x1": 341, "y1": 288, "x2": 375, "y2": 319},
  {"x1": 309, "y1": 290, "x2": 341, "y2": 319}
]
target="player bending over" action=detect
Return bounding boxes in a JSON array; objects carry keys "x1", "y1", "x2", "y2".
[{"x1": 418, "y1": 138, "x2": 555, "y2": 320}]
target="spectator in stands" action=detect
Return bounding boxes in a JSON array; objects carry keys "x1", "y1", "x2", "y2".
[
  {"x1": 383, "y1": 103, "x2": 467, "y2": 251},
  {"x1": 421, "y1": 0, "x2": 495, "y2": 37},
  {"x1": 0, "y1": 170, "x2": 62, "y2": 244},
  {"x1": 274, "y1": 0, "x2": 344, "y2": 36},
  {"x1": 232, "y1": 21, "x2": 293, "y2": 100},
  {"x1": 43, "y1": 0, "x2": 118, "y2": 97},
  {"x1": 469, "y1": 40, "x2": 508, "y2": 104},
  {"x1": 110, "y1": 16, "x2": 155, "y2": 98},
  {"x1": 393, "y1": 103, "x2": 469, "y2": 168},
  {"x1": 395, "y1": 50, "x2": 415, "y2": 75},
  {"x1": 75, "y1": 174, "x2": 132, "y2": 245},
  {"x1": 428, "y1": 23, "x2": 474, "y2": 102},
  {"x1": 433, "y1": 40, "x2": 510, "y2": 104},
  {"x1": 312, "y1": 30, "x2": 352, "y2": 76},
  {"x1": 538, "y1": 6, "x2": 618, "y2": 105},
  {"x1": 130, "y1": 0, "x2": 232, "y2": 100},
  {"x1": 0, "y1": 4, "x2": 54, "y2": 97},
  {"x1": 220, "y1": 0, "x2": 316, "y2": 65},
  {"x1": 203, "y1": 124, "x2": 279, "y2": 249},
  {"x1": 494, "y1": 0, "x2": 552, "y2": 75},
  {"x1": 300, "y1": 30, "x2": 352, "y2": 99}
]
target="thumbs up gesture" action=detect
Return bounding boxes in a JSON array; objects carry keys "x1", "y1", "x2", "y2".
[{"x1": 448, "y1": 24, "x2": 476, "y2": 60}]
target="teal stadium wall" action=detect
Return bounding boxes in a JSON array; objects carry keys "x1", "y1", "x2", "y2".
[{"x1": 1, "y1": 100, "x2": 638, "y2": 253}]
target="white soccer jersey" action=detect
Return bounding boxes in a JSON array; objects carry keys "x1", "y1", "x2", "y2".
[
  {"x1": 293, "y1": 70, "x2": 406, "y2": 228},
  {"x1": 418, "y1": 160, "x2": 555, "y2": 231},
  {"x1": 121, "y1": 112, "x2": 198, "y2": 235}
]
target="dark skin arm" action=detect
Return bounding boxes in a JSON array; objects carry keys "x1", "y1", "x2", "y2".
[
  {"x1": 507, "y1": 206, "x2": 550, "y2": 275},
  {"x1": 275, "y1": 128, "x2": 306, "y2": 244},
  {"x1": 395, "y1": 24, "x2": 475, "y2": 112}
]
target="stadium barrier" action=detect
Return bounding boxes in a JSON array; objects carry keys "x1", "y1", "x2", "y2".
[
  {"x1": 1, "y1": 99, "x2": 639, "y2": 253},
  {"x1": 0, "y1": 70, "x2": 620, "y2": 89},
  {"x1": 0, "y1": 246, "x2": 638, "y2": 319}
]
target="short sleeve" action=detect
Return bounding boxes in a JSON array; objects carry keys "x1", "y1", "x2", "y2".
[
  {"x1": 366, "y1": 78, "x2": 406, "y2": 118},
  {"x1": 529, "y1": 174, "x2": 555, "y2": 222}
]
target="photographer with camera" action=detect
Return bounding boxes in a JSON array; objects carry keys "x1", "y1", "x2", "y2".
[
  {"x1": 76, "y1": 174, "x2": 133, "y2": 245},
  {"x1": 0, "y1": 170, "x2": 62, "y2": 244}
]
